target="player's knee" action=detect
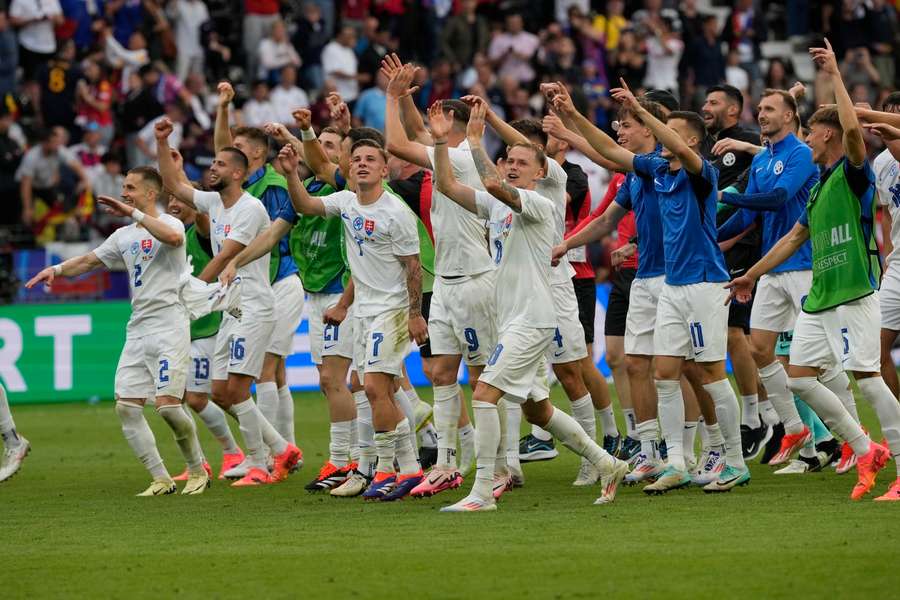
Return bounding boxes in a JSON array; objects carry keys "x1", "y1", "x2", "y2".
[
  {"x1": 625, "y1": 355, "x2": 650, "y2": 379},
  {"x1": 788, "y1": 375, "x2": 817, "y2": 395},
  {"x1": 363, "y1": 381, "x2": 388, "y2": 406},
  {"x1": 606, "y1": 346, "x2": 625, "y2": 370},
  {"x1": 429, "y1": 358, "x2": 459, "y2": 386},
  {"x1": 522, "y1": 399, "x2": 552, "y2": 427}
]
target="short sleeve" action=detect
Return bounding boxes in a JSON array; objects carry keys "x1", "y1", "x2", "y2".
[
  {"x1": 424, "y1": 145, "x2": 470, "y2": 175},
  {"x1": 632, "y1": 153, "x2": 663, "y2": 179},
  {"x1": 227, "y1": 202, "x2": 267, "y2": 246},
  {"x1": 390, "y1": 207, "x2": 420, "y2": 257},
  {"x1": 797, "y1": 210, "x2": 809, "y2": 228},
  {"x1": 192, "y1": 189, "x2": 218, "y2": 214},
  {"x1": 267, "y1": 187, "x2": 297, "y2": 225},
  {"x1": 159, "y1": 213, "x2": 186, "y2": 242},
  {"x1": 474, "y1": 190, "x2": 495, "y2": 219},
  {"x1": 321, "y1": 191, "x2": 347, "y2": 217},
  {"x1": 93, "y1": 229, "x2": 124, "y2": 269},
  {"x1": 519, "y1": 189, "x2": 553, "y2": 222},
  {"x1": 543, "y1": 159, "x2": 568, "y2": 190},
  {"x1": 613, "y1": 175, "x2": 633, "y2": 210}
]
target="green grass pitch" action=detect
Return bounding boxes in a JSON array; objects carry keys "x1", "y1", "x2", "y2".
[{"x1": 3, "y1": 385, "x2": 899, "y2": 599}]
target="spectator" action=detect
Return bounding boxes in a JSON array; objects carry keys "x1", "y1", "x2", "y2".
[
  {"x1": 243, "y1": 0, "x2": 281, "y2": 83},
  {"x1": 270, "y1": 67, "x2": 311, "y2": 125},
  {"x1": 308, "y1": 79, "x2": 338, "y2": 130},
  {"x1": 0, "y1": 104, "x2": 24, "y2": 226},
  {"x1": 608, "y1": 28, "x2": 646, "y2": 92},
  {"x1": 241, "y1": 80, "x2": 276, "y2": 127},
  {"x1": 90, "y1": 152, "x2": 128, "y2": 238},
  {"x1": 642, "y1": 16, "x2": 683, "y2": 96},
  {"x1": 868, "y1": 0, "x2": 897, "y2": 90},
  {"x1": 722, "y1": 0, "x2": 767, "y2": 94},
  {"x1": 135, "y1": 102, "x2": 185, "y2": 165},
  {"x1": 0, "y1": 11, "x2": 18, "y2": 98},
  {"x1": 8, "y1": 0, "x2": 64, "y2": 81},
  {"x1": 440, "y1": 0, "x2": 490, "y2": 72},
  {"x1": 840, "y1": 46, "x2": 882, "y2": 101},
  {"x1": 357, "y1": 19, "x2": 393, "y2": 89},
  {"x1": 488, "y1": 13, "x2": 541, "y2": 86},
  {"x1": 15, "y1": 126, "x2": 89, "y2": 226},
  {"x1": 76, "y1": 60, "x2": 114, "y2": 147},
  {"x1": 764, "y1": 57, "x2": 794, "y2": 91},
  {"x1": 725, "y1": 48, "x2": 750, "y2": 97},
  {"x1": 36, "y1": 40, "x2": 83, "y2": 138},
  {"x1": 353, "y1": 69, "x2": 387, "y2": 131},
  {"x1": 294, "y1": 1, "x2": 331, "y2": 93},
  {"x1": 59, "y1": 0, "x2": 100, "y2": 52},
  {"x1": 258, "y1": 18, "x2": 301, "y2": 84},
  {"x1": 97, "y1": 18, "x2": 149, "y2": 90},
  {"x1": 168, "y1": 0, "x2": 210, "y2": 81},
  {"x1": 121, "y1": 67, "x2": 162, "y2": 167},
  {"x1": 68, "y1": 122, "x2": 107, "y2": 177},
  {"x1": 421, "y1": 58, "x2": 457, "y2": 108},
  {"x1": 633, "y1": 0, "x2": 682, "y2": 38},
  {"x1": 105, "y1": 0, "x2": 144, "y2": 46},
  {"x1": 591, "y1": 0, "x2": 627, "y2": 51},
  {"x1": 322, "y1": 26, "x2": 360, "y2": 104},
  {"x1": 684, "y1": 14, "x2": 726, "y2": 109},
  {"x1": 202, "y1": 23, "x2": 231, "y2": 84}
]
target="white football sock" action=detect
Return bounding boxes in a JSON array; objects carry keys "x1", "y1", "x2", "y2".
[
  {"x1": 349, "y1": 418, "x2": 360, "y2": 462},
  {"x1": 252, "y1": 401, "x2": 288, "y2": 455},
  {"x1": 821, "y1": 369, "x2": 860, "y2": 423},
  {"x1": 856, "y1": 376, "x2": 900, "y2": 474},
  {"x1": 394, "y1": 418, "x2": 420, "y2": 475},
  {"x1": 433, "y1": 383, "x2": 461, "y2": 469},
  {"x1": 656, "y1": 379, "x2": 685, "y2": 470},
  {"x1": 157, "y1": 404, "x2": 204, "y2": 472},
  {"x1": 231, "y1": 399, "x2": 267, "y2": 468},
  {"x1": 636, "y1": 420, "x2": 657, "y2": 458},
  {"x1": 504, "y1": 398, "x2": 522, "y2": 465},
  {"x1": 255, "y1": 381, "x2": 279, "y2": 431},
  {"x1": 115, "y1": 401, "x2": 168, "y2": 480},
  {"x1": 760, "y1": 361, "x2": 803, "y2": 434},
  {"x1": 571, "y1": 395, "x2": 596, "y2": 440},
  {"x1": 459, "y1": 422, "x2": 475, "y2": 467},
  {"x1": 698, "y1": 416, "x2": 710, "y2": 448},
  {"x1": 704, "y1": 379, "x2": 746, "y2": 470},
  {"x1": 393, "y1": 389, "x2": 419, "y2": 459},
  {"x1": 276, "y1": 385, "x2": 295, "y2": 444},
  {"x1": 683, "y1": 420, "x2": 698, "y2": 461},
  {"x1": 374, "y1": 428, "x2": 397, "y2": 474},
  {"x1": 404, "y1": 386, "x2": 424, "y2": 410},
  {"x1": 544, "y1": 406, "x2": 615, "y2": 471},
  {"x1": 472, "y1": 400, "x2": 499, "y2": 501},
  {"x1": 758, "y1": 399, "x2": 780, "y2": 426},
  {"x1": 740, "y1": 394, "x2": 760, "y2": 428},
  {"x1": 329, "y1": 420, "x2": 352, "y2": 467},
  {"x1": 420, "y1": 423, "x2": 438, "y2": 448},
  {"x1": 494, "y1": 397, "x2": 509, "y2": 475},
  {"x1": 622, "y1": 408, "x2": 636, "y2": 437},
  {"x1": 706, "y1": 422, "x2": 725, "y2": 448},
  {"x1": 595, "y1": 405, "x2": 616, "y2": 438},
  {"x1": 197, "y1": 401, "x2": 240, "y2": 454},
  {"x1": 354, "y1": 391, "x2": 375, "y2": 477},
  {"x1": 531, "y1": 424, "x2": 552, "y2": 441},
  {"x1": 0, "y1": 385, "x2": 21, "y2": 449},
  {"x1": 789, "y1": 377, "x2": 869, "y2": 456}
]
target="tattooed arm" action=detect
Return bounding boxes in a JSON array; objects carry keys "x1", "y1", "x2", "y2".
[
  {"x1": 467, "y1": 102, "x2": 523, "y2": 211},
  {"x1": 398, "y1": 253, "x2": 428, "y2": 345}
]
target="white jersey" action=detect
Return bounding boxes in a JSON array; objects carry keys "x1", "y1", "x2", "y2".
[
  {"x1": 875, "y1": 148, "x2": 900, "y2": 267},
  {"x1": 536, "y1": 158, "x2": 576, "y2": 285},
  {"x1": 476, "y1": 188, "x2": 556, "y2": 329},
  {"x1": 93, "y1": 214, "x2": 189, "y2": 338},
  {"x1": 425, "y1": 140, "x2": 494, "y2": 277},
  {"x1": 192, "y1": 189, "x2": 275, "y2": 321},
  {"x1": 322, "y1": 189, "x2": 420, "y2": 317}
]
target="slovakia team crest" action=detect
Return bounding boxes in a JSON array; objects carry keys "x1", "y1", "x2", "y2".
[
  {"x1": 364, "y1": 219, "x2": 375, "y2": 235},
  {"x1": 224, "y1": 224, "x2": 232, "y2": 236},
  {"x1": 141, "y1": 239, "x2": 153, "y2": 254}
]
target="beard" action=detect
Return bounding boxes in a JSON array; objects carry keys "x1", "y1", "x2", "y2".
[{"x1": 208, "y1": 177, "x2": 227, "y2": 192}]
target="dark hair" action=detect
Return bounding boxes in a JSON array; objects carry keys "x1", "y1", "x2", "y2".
[
  {"x1": 761, "y1": 88, "x2": 798, "y2": 116},
  {"x1": 320, "y1": 126, "x2": 345, "y2": 139},
  {"x1": 101, "y1": 151, "x2": 121, "y2": 164},
  {"x1": 348, "y1": 127, "x2": 385, "y2": 147},
  {"x1": 706, "y1": 84, "x2": 744, "y2": 112},
  {"x1": 33, "y1": 127, "x2": 52, "y2": 143},
  {"x1": 128, "y1": 166, "x2": 163, "y2": 192},
  {"x1": 442, "y1": 99, "x2": 471, "y2": 126},
  {"x1": 232, "y1": 126, "x2": 269, "y2": 152},
  {"x1": 643, "y1": 89, "x2": 679, "y2": 113},
  {"x1": 667, "y1": 111, "x2": 707, "y2": 142},
  {"x1": 220, "y1": 146, "x2": 250, "y2": 171},
  {"x1": 511, "y1": 118, "x2": 548, "y2": 147},
  {"x1": 883, "y1": 92, "x2": 900, "y2": 111},
  {"x1": 807, "y1": 106, "x2": 842, "y2": 133},
  {"x1": 350, "y1": 138, "x2": 388, "y2": 162},
  {"x1": 619, "y1": 98, "x2": 668, "y2": 126}
]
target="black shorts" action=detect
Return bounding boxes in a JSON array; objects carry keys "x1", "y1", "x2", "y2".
[
  {"x1": 419, "y1": 291, "x2": 433, "y2": 358},
  {"x1": 572, "y1": 277, "x2": 597, "y2": 344},
  {"x1": 728, "y1": 297, "x2": 753, "y2": 334},
  {"x1": 604, "y1": 268, "x2": 636, "y2": 337}
]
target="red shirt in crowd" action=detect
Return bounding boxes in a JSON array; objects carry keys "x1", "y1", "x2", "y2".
[{"x1": 566, "y1": 172, "x2": 638, "y2": 271}]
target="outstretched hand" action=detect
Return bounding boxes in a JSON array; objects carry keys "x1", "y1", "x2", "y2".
[
  {"x1": 428, "y1": 101, "x2": 453, "y2": 141},
  {"x1": 274, "y1": 144, "x2": 300, "y2": 175},
  {"x1": 25, "y1": 266, "x2": 57, "y2": 290},
  {"x1": 97, "y1": 195, "x2": 135, "y2": 218},
  {"x1": 723, "y1": 274, "x2": 755, "y2": 305},
  {"x1": 610, "y1": 78, "x2": 640, "y2": 112},
  {"x1": 217, "y1": 81, "x2": 235, "y2": 108},
  {"x1": 466, "y1": 101, "x2": 487, "y2": 142},
  {"x1": 809, "y1": 38, "x2": 839, "y2": 76}
]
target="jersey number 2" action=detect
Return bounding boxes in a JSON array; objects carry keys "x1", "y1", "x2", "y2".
[{"x1": 133, "y1": 264, "x2": 143, "y2": 288}]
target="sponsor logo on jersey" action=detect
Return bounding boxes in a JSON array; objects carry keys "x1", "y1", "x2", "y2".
[
  {"x1": 353, "y1": 216, "x2": 364, "y2": 230},
  {"x1": 364, "y1": 219, "x2": 375, "y2": 236},
  {"x1": 773, "y1": 160, "x2": 784, "y2": 175},
  {"x1": 141, "y1": 239, "x2": 153, "y2": 254}
]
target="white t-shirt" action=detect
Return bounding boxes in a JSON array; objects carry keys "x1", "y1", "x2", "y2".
[
  {"x1": 536, "y1": 158, "x2": 576, "y2": 284},
  {"x1": 476, "y1": 188, "x2": 556, "y2": 329},
  {"x1": 168, "y1": 0, "x2": 209, "y2": 57},
  {"x1": 93, "y1": 214, "x2": 189, "y2": 338},
  {"x1": 875, "y1": 148, "x2": 900, "y2": 267},
  {"x1": 9, "y1": 0, "x2": 62, "y2": 54},
  {"x1": 242, "y1": 99, "x2": 278, "y2": 128},
  {"x1": 425, "y1": 140, "x2": 494, "y2": 277},
  {"x1": 270, "y1": 85, "x2": 311, "y2": 125},
  {"x1": 643, "y1": 35, "x2": 684, "y2": 92},
  {"x1": 321, "y1": 189, "x2": 420, "y2": 317},
  {"x1": 192, "y1": 189, "x2": 275, "y2": 321},
  {"x1": 321, "y1": 41, "x2": 359, "y2": 101}
]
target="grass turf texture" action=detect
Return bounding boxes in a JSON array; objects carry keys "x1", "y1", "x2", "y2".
[{"x1": 3, "y1": 386, "x2": 899, "y2": 599}]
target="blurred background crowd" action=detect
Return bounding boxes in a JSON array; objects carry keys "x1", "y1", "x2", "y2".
[{"x1": 0, "y1": 0, "x2": 898, "y2": 282}]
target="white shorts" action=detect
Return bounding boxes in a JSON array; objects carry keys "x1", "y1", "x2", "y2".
[
  {"x1": 307, "y1": 291, "x2": 355, "y2": 364},
  {"x1": 625, "y1": 275, "x2": 664, "y2": 356},
  {"x1": 428, "y1": 271, "x2": 497, "y2": 365},
  {"x1": 880, "y1": 265, "x2": 900, "y2": 331},
  {"x1": 750, "y1": 270, "x2": 812, "y2": 332},
  {"x1": 186, "y1": 337, "x2": 215, "y2": 394},
  {"x1": 267, "y1": 275, "x2": 304, "y2": 356},
  {"x1": 212, "y1": 315, "x2": 276, "y2": 380},
  {"x1": 790, "y1": 293, "x2": 880, "y2": 373},
  {"x1": 654, "y1": 282, "x2": 729, "y2": 362},
  {"x1": 115, "y1": 327, "x2": 190, "y2": 400},
  {"x1": 354, "y1": 308, "x2": 410, "y2": 378},
  {"x1": 548, "y1": 281, "x2": 588, "y2": 364},
  {"x1": 479, "y1": 324, "x2": 554, "y2": 402}
]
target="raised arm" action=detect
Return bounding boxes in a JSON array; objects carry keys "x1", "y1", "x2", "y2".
[
  {"x1": 384, "y1": 64, "x2": 432, "y2": 169},
  {"x1": 542, "y1": 112, "x2": 622, "y2": 172},
  {"x1": 156, "y1": 119, "x2": 198, "y2": 206},
  {"x1": 611, "y1": 78, "x2": 703, "y2": 174},
  {"x1": 213, "y1": 82, "x2": 235, "y2": 153},
  {"x1": 275, "y1": 144, "x2": 326, "y2": 216},
  {"x1": 429, "y1": 101, "x2": 477, "y2": 213},
  {"x1": 96, "y1": 195, "x2": 184, "y2": 246},
  {"x1": 725, "y1": 221, "x2": 810, "y2": 303},
  {"x1": 549, "y1": 82, "x2": 636, "y2": 172},
  {"x1": 461, "y1": 95, "x2": 529, "y2": 148},
  {"x1": 219, "y1": 218, "x2": 293, "y2": 285},
  {"x1": 812, "y1": 39, "x2": 866, "y2": 166},
  {"x1": 292, "y1": 108, "x2": 339, "y2": 188},
  {"x1": 398, "y1": 253, "x2": 428, "y2": 346},
  {"x1": 467, "y1": 102, "x2": 521, "y2": 211},
  {"x1": 554, "y1": 200, "x2": 626, "y2": 264},
  {"x1": 25, "y1": 252, "x2": 105, "y2": 290}
]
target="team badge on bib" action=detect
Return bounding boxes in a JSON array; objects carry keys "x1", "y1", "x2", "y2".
[
  {"x1": 364, "y1": 219, "x2": 375, "y2": 235},
  {"x1": 141, "y1": 239, "x2": 153, "y2": 254},
  {"x1": 723, "y1": 152, "x2": 735, "y2": 166},
  {"x1": 774, "y1": 160, "x2": 784, "y2": 175}
]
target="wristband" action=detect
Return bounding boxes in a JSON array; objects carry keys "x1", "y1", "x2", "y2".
[
  {"x1": 300, "y1": 128, "x2": 316, "y2": 141},
  {"x1": 434, "y1": 139, "x2": 448, "y2": 145},
  {"x1": 131, "y1": 209, "x2": 145, "y2": 223},
  {"x1": 53, "y1": 264, "x2": 62, "y2": 276}
]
